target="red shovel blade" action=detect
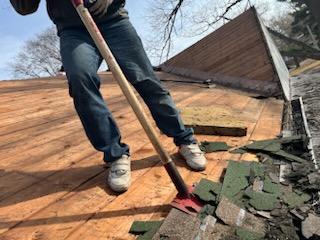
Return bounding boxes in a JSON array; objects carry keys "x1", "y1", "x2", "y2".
[{"x1": 170, "y1": 186, "x2": 204, "y2": 216}]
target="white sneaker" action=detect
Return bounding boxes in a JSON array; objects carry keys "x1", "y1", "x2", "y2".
[
  {"x1": 179, "y1": 144, "x2": 207, "y2": 171},
  {"x1": 107, "y1": 155, "x2": 131, "y2": 192}
]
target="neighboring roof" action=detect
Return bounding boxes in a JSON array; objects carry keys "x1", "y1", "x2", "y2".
[
  {"x1": 0, "y1": 73, "x2": 284, "y2": 239},
  {"x1": 161, "y1": 7, "x2": 290, "y2": 99}
]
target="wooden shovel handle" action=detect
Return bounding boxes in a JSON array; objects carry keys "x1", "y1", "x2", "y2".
[
  {"x1": 73, "y1": 3, "x2": 173, "y2": 164},
  {"x1": 72, "y1": 2, "x2": 190, "y2": 198}
]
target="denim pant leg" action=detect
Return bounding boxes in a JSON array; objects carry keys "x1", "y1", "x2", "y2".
[
  {"x1": 59, "y1": 29, "x2": 129, "y2": 162},
  {"x1": 101, "y1": 18, "x2": 196, "y2": 146}
]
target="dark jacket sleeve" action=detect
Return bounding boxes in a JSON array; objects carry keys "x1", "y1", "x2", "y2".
[{"x1": 10, "y1": 0, "x2": 40, "y2": 15}]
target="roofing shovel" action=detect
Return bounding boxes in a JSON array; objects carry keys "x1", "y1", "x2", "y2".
[{"x1": 71, "y1": 0, "x2": 203, "y2": 216}]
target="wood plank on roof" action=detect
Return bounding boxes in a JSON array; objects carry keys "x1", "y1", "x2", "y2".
[{"x1": 180, "y1": 106, "x2": 247, "y2": 136}]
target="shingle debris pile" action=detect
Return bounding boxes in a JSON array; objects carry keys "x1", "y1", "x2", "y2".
[
  {"x1": 129, "y1": 135, "x2": 320, "y2": 239},
  {"x1": 195, "y1": 135, "x2": 320, "y2": 239}
]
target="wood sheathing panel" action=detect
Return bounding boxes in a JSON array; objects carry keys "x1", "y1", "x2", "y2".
[
  {"x1": 0, "y1": 75, "x2": 284, "y2": 239},
  {"x1": 161, "y1": 7, "x2": 285, "y2": 97}
]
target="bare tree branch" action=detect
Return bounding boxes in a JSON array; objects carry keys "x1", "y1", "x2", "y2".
[
  {"x1": 8, "y1": 26, "x2": 62, "y2": 79},
  {"x1": 151, "y1": 0, "x2": 247, "y2": 61},
  {"x1": 206, "y1": 0, "x2": 244, "y2": 27}
]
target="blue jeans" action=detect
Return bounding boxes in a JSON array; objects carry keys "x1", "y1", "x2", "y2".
[{"x1": 59, "y1": 16, "x2": 195, "y2": 162}]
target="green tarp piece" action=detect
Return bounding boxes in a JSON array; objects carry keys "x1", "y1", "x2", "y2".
[
  {"x1": 200, "y1": 141, "x2": 231, "y2": 153},
  {"x1": 193, "y1": 178, "x2": 222, "y2": 203},
  {"x1": 245, "y1": 189, "x2": 278, "y2": 211},
  {"x1": 236, "y1": 228, "x2": 264, "y2": 240},
  {"x1": 129, "y1": 221, "x2": 163, "y2": 240}
]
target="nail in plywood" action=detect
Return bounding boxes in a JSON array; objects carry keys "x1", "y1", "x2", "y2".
[{"x1": 180, "y1": 106, "x2": 247, "y2": 136}]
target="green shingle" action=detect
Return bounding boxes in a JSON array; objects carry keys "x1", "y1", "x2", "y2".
[
  {"x1": 282, "y1": 192, "x2": 311, "y2": 208},
  {"x1": 198, "y1": 204, "x2": 216, "y2": 221},
  {"x1": 244, "y1": 139, "x2": 281, "y2": 152},
  {"x1": 236, "y1": 228, "x2": 264, "y2": 240},
  {"x1": 263, "y1": 176, "x2": 281, "y2": 196},
  {"x1": 229, "y1": 148, "x2": 248, "y2": 154},
  {"x1": 219, "y1": 161, "x2": 250, "y2": 203},
  {"x1": 245, "y1": 189, "x2": 278, "y2": 211},
  {"x1": 193, "y1": 178, "x2": 222, "y2": 202},
  {"x1": 129, "y1": 221, "x2": 163, "y2": 240},
  {"x1": 250, "y1": 162, "x2": 265, "y2": 177},
  {"x1": 200, "y1": 141, "x2": 231, "y2": 153},
  {"x1": 271, "y1": 150, "x2": 306, "y2": 163}
]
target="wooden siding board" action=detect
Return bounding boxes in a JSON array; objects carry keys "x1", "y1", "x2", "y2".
[
  {"x1": 162, "y1": 8, "x2": 269, "y2": 81},
  {"x1": 165, "y1": 9, "x2": 258, "y2": 66},
  {"x1": 161, "y1": 7, "x2": 289, "y2": 98}
]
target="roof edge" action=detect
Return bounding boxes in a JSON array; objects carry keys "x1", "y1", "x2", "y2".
[{"x1": 161, "y1": 65, "x2": 281, "y2": 97}]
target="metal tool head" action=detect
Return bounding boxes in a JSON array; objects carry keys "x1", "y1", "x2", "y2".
[{"x1": 170, "y1": 186, "x2": 204, "y2": 216}]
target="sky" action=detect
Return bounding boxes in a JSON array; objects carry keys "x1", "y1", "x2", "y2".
[
  {"x1": 0, "y1": 0, "x2": 289, "y2": 80},
  {"x1": 0, "y1": 1, "x2": 155, "y2": 80}
]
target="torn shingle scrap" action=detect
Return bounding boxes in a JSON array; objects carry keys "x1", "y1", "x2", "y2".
[
  {"x1": 229, "y1": 148, "x2": 248, "y2": 154},
  {"x1": 195, "y1": 215, "x2": 217, "y2": 239},
  {"x1": 271, "y1": 150, "x2": 306, "y2": 163},
  {"x1": 250, "y1": 162, "x2": 265, "y2": 178},
  {"x1": 302, "y1": 213, "x2": 320, "y2": 238},
  {"x1": 230, "y1": 136, "x2": 308, "y2": 163},
  {"x1": 152, "y1": 209, "x2": 201, "y2": 240},
  {"x1": 130, "y1": 220, "x2": 163, "y2": 240},
  {"x1": 283, "y1": 191, "x2": 311, "y2": 208},
  {"x1": 198, "y1": 204, "x2": 216, "y2": 221},
  {"x1": 193, "y1": 178, "x2": 222, "y2": 203},
  {"x1": 263, "y1": 176, "x2": 281, "y2": 195},
  {"x1": 244, "y1": 140, "x2": 281, "y2": 152},
  {"x1": 235, "y1": 228, "x2": 264, "y2": 240},
  {"x1": 199, "y1": 141, "x2": 231, "y2": 153},
  {"x1": 215, "y1": 197, "x2": 266, "y2": 235},
  {"x1": 219, "y1": 161, "x2": 251, "y2": 204},
  {"x1": 279, "y1": 224, "x2": 300, "y2": 240},
  {"x1": 244, "y1": 189, "x2": 278, "y2": 211},
  {"x1": 252, "y1": 178, "x2": 263, "y2": 192}
]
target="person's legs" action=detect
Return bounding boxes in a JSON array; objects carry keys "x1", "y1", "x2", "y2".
[
  {"x1": 59, "y1": 28, "x2": 129, "y2": 162},
  {"x1": 101, "y1": 18, "x2": 196, "y2": 146}
]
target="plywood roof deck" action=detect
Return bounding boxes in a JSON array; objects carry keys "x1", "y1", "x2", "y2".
[{"x1": 0, "y1": 73, "x2": 283, "y2": 240}]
